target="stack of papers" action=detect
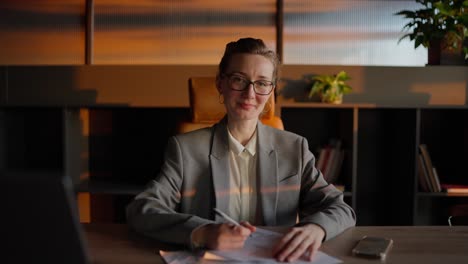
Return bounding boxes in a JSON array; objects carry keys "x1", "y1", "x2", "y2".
[{"x1": 161, "y1": 228, "x2": 342, "y2": 264}]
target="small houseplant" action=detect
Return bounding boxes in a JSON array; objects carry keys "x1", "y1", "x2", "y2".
[
  {"x1": 395, "y1": 0, "x2": 468, "y2": 64},
  {"x1": 308, "y1": 71, "x2": 352, "y2": 104}
]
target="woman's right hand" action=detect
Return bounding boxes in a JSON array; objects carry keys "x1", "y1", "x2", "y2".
[{"x1": 195, "y1": 222, "x2": 254, "y2": 250}]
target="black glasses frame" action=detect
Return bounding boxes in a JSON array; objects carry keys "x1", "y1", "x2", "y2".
[{"x1": 223, "y1": 73, "x2": 275, "y2": 95}]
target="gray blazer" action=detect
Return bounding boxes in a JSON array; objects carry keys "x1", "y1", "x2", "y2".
[{"x1": 126, "y1": 118, "x2": 356, "y2": 247}]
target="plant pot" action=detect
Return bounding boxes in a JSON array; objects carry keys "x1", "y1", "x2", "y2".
[
  {"x1": 428, "y1": 39, "x2": 441, "y2": 65},
  {"x1": 320, "y1": 93, "x2": 343, "y2": 104},
  {"x1": 440, "y1": 48, "x2": 467, "y2": 65},
  {"x1": 428, "y1": 38, "x2": 467, "y2": 66}
]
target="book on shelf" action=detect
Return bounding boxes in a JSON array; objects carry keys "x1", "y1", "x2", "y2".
[
  {"x1": 432, "y1": 167, "x2": 442, "y2": 193},
  {"x1": 323, "y1": 146, "x2": 337, "y2": 181},
  {"x1": 327, "y1": 149, "x2": 344, "y2": 184},
  {"x1": 316, "y1": 139, "x2": 343, "y2": 184},
  {"x1": 316, "y1": 147, "x2": 331, "y2": 174},
  {"x1": 441, "y1": 184, "x2": 468, "y2": 195},
  {"x1": 418, "y1": 144, "x2": 441, "y2": 192},
  {"x1": 417, "y1": 153, "x2": 431, "y2": 192}
]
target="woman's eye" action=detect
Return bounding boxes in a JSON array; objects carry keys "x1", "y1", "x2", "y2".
[{"x1": 233, "y1": 76, "x2": 246, "y2": 83}]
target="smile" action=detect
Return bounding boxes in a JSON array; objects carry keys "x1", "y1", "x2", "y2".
[{"x1": 239, "y1": 103, "x2": 256, "y2": 109}]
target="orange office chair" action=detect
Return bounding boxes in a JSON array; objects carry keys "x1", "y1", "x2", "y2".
[{"x1": 177, "y1": 76, "x2": 284, "y2": 134}]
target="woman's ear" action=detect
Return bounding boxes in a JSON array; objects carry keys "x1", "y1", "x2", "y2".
[{"x1": 215, "y1": 75, "x2": 222, "y2": 93}]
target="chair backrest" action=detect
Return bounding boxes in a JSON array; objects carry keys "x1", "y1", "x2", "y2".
[{"x1": 177, "y1": 76, "x2": 284, "y2": 134}]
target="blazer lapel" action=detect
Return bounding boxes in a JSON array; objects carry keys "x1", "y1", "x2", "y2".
[
  {"x1": 209, "y1": 118, "x2": 231, "y2": 218},
  {"x1": 257, "y1": 122, "x2": 278, "y2": 226}
]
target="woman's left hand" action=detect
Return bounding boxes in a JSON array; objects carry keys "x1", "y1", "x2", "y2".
[{"x1": 272, "y1": 224, "x2": 325, "y2": 262}]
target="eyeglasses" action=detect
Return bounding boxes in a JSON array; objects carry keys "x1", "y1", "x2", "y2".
[{"x1": 223, "y1": 74, "x2": 275, "y2": 95}]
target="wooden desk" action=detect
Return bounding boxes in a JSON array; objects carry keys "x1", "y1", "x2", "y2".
[
  {"x1": 84, "y1": 224, "x2": 468, "y2": 264},
  {"x1": 320, "y1": 226, "x2": 468, "y2": 264},
  {"x1": 83, "y1": 223, "x2": 165, "y2": 264}
]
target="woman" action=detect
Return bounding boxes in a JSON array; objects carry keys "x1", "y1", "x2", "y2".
[{"x1": 126, "y1": 37, "x2": 356, "y2": 262}]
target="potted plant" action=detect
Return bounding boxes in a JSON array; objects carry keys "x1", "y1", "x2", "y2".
[
  {"x1": 308, "y1": 71, "x2": 352, "y2": 104},
  {"x1": 395, "y1": 0, "x2": 468, "y2": 65}
]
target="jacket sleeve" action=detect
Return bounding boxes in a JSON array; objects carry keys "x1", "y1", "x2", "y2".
[
  {"x1": 125, "y1": 136, "x2": 215, "y2": 248},
  {"x1": 297, "y1": 137, "x2": 356, "y2": 240}
]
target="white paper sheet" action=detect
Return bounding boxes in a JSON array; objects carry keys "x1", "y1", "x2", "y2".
[{"x1": 160, "y1": 228, "x2": 342, "y2": 264}]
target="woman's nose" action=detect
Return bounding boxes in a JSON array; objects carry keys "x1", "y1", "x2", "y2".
[{"x1": 242, "y1": 83, "x2": 256, "y2": 97}]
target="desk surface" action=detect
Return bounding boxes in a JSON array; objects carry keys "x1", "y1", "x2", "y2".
[{"x1": 83, "y1": 224, "x2": 468, "y2": 264}]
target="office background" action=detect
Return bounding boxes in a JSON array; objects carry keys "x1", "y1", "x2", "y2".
[{"x1": 1, "y1": 1, "x2": 467, "y2": 225}]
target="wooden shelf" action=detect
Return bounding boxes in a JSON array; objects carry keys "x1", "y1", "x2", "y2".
[
  {"x1": 417, "y1": 192, "x2": 468, "y2": 197},
  {"x1": 281, "y1": 105, "x2": 468, "y2": 226}
]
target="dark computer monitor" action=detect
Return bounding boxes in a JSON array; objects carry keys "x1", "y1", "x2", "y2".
[{"x1": 1, "y1": 171, "x2": 90, "y2": 264}]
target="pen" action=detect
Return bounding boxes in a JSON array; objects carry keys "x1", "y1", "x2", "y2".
[{"x1": 213, "y1": 208, "x2": 240, "y2": 226}]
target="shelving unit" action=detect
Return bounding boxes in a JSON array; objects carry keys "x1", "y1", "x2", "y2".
[
  {"x1": 279, "y1": 104, "x2": 355, "y2": 206},
  {"x1": 83, "y1": 107, "x2": 190, "y2": 222},
  {"x1": 415, "y1": 108, "x2": 468, "y2": 225},
  {"x1": 281, "y1": 102, "x2": 468, "y2": 226},
  {"x1": 1, "y1": 103, "x2": 467, "y2": 225},
  {"x1": 0, "y1": 107, "x2": 189, "y2": 223},
  {"x1": 0, "y1": 107, "x2": 64, "y2": 171}
]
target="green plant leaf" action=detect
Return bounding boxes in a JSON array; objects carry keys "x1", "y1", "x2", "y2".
[
  {"x1": 395, "y1": 0, "x2": 468, "y2": 58},
  {"x1": 336, "y1": 71, "x2": 350, "y2": 81},
  {"x1": 308, "y1": 71, "x2": 352, "y2": 100}
]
